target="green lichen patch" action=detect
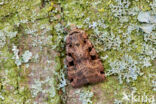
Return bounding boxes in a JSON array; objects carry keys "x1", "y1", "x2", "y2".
[
  {"x1": 0, "y1": 46, "x2": 32, "y2": 104},
  {"x1": 0, "y1": 0, "x2": 156, "y2": 103}
]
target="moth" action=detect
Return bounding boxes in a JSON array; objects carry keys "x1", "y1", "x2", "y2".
[{"x1": 66, "y1": 29, "x2": 105, "y2": 88}]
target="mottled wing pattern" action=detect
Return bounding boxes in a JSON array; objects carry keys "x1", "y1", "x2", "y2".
[{"x1": 66, "y1": 29, "x2": 105, "y2": 88}]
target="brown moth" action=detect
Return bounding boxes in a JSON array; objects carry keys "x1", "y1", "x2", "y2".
[{"x1": 66, "y1": 29, "x2": 105, "y2": 88}]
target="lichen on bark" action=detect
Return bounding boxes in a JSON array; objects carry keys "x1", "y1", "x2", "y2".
[{"x1": 0, "y1": 0, "x2": 156, "y2": 104}]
